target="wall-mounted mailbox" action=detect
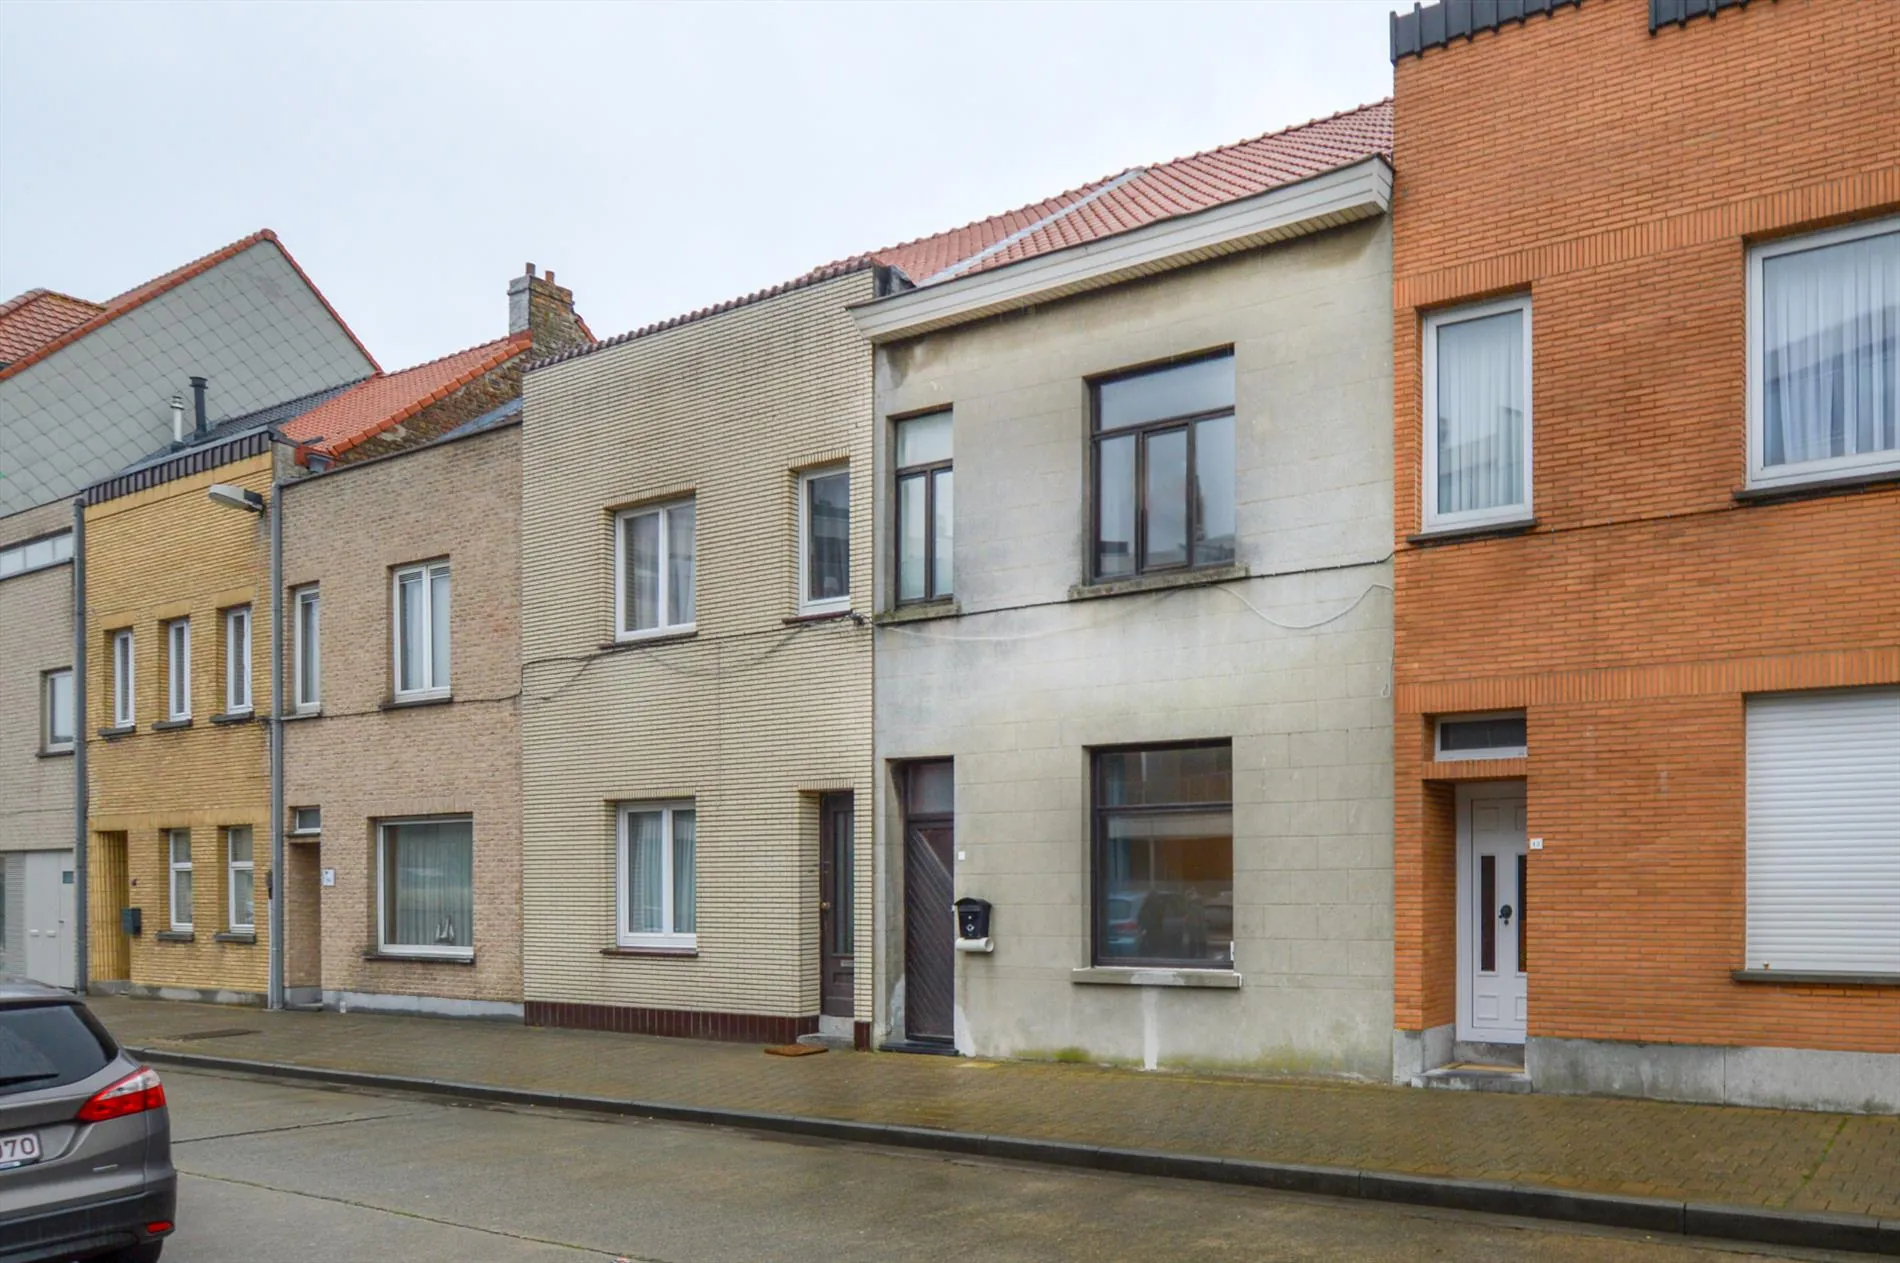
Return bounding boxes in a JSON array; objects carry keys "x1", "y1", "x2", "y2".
[
  {"x1": 954, "y1": 897, "x2": 993, "y2": 953},
  {"x1": 121, "y1": 907, "x2": 142, "y2": 937}
]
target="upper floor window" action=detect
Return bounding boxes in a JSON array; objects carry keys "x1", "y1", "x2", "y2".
[
  {"x1": 894, "y1": 411, "x2": 953, "y2": 604},
  {"x1": 1091, "y1": 352, "x2": 1236, "y2": 580},
  {"x1": 224, "y1": 606, "x2": 252, "y2": 715},
  {"x1": 394, "y1": 561, "x2": 451, "y2": 699},
  {"x1": 799, "y1": 466, "x2": 851, "y2": 614},
  {"x1": 1423, "y1": 297, "x2": 1532, "y2": 532},
  {"x1": 0, "y1": 530, "x2": 73, "y2": 581},
  {"x1": 111, "y1": 629, "x2": 134, "y2": 728},
  {"x1": 293, "y1": 586, "x2": 320, "y2": 713},
  {"x1": 1749, "y1": 216, "x2": 1899, "y2": 489},
  {"x1": 616, "y1": 499, "x2": 695, "y2": 639},
  {"x1": 165, "y1": 619, "x2": 191, "y2": 720},
  {"x1": 41, "y1": 669, "x2": 74, "y2": 754}
]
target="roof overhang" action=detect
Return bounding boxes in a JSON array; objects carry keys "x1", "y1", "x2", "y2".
[{"x1": 850, "y1": 156, "x2": 1392, "y2": 344}]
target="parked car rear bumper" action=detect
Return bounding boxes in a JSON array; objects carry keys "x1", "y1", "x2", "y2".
[{"x1": 0, "y1": 1176, "x2": 175, "y2": 1263}]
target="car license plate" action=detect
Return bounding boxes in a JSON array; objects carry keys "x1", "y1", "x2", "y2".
[{"x1": 0, "y1": 1132, "x2": 41, "y2": 1169}]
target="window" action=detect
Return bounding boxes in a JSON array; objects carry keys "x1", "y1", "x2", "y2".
[
  {"x1": 1749, "y1": 217, "x2": 1899, "y2": 488},
  {"x1": 617, "y1": 802, "x2": 696, "y2": 948},
  {"x1": 894, "y1": 411, "x2": 953, "y2": 604},
  {"x1": 226, "y1": 827, "x2": 255, "y2": 932},
  {"x1": 615, "y1": 499, "x2": 695, "y2": 638},
  {"x1": 224, "y1": 606, "x2": 252, "y2": 714},
  {"x1": 0, "y1": 530, "x2": 73, "y2": 580},
  {"x1": 111, "y1": 629, "x2": 134, "y2": 728},
  {"x1": 1091, "y1": 353, "x2": 1236, "y2": 579},
  {"x1": 290, "y1": 807, "x2": 322, "y2": 837},
  {"x1": 1745, "y1": 688, "x2": 1900, "y2": 975},
  {"x1": 377, "y1": 819, "x2": 474, "y2": 957},
  {"x1": 41, "y1": 669, "x2": 74, "y2": 753},
  {"x1": 1092, "y1": 743, "x2": 1233, "y2": 968},
  {"x1": 293, "y1": 586, "x2": 320, "y2": 712},
  {"x1": 168, "y1": 830, "x2": 193, "y2": 931},
  {"x1": 1434, "y1": 712, "x2": 1528, "y2": 761},
  {"x1": 798, "y1": 466, "x2": 851, "y2": 614},
  {"x1": 165, "y1": 619, "x2": 191, "y2": 720},
  {"x1": 1422, "y1": 297, "x2": 1532, "y2": 531},
  {"x1": 393, "y1": 562, "x2": 451, "y2": 698}
]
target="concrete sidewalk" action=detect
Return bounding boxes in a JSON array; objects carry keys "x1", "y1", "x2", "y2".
[{"x1": 89, "y1": 996, "x2": 1898, "y2": 1254}]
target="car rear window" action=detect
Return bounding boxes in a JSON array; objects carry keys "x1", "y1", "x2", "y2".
[{"x1": 0, "y1": 1003, "x2": 119, "y2": 1097}]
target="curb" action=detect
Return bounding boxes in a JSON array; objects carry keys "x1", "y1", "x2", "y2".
[{"x1": 134, "y1": 1046, "x2": 1899, "y2": 1257}]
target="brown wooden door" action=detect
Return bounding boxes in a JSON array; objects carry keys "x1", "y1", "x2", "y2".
[
  {"x1": 901, "y1": 761, "x2": 955, "y2": 1044},
  {"x1": 819, "y1": 792, "x2": 854, "y2": 1020}
]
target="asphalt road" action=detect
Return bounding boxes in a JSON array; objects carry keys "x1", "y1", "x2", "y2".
[{"x1": 155, "y1": 1068, "x2": 1846, "y2": 1263}]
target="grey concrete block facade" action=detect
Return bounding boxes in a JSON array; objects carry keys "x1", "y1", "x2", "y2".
[{"x1": 871, "y1": 221, "x2": 1396, "y2": 1076}]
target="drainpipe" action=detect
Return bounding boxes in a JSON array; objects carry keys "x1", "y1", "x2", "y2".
[
  {"x1": 267, "y1": 468, "x2": 286, "y2": 1010},
  {"x1": 72, "y1": 498, "x2": 88, "y2": 995}
]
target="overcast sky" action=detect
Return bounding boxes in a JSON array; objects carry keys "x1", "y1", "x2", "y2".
[{"x1": 1, "y1": 1, "x2": 1398, "y2": 371}]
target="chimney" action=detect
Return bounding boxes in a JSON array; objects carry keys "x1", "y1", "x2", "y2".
[
  {"x1": 171, "y1": 393, "x2": 187, "y2": 444},
  {"x1": 190, "y1": 377, "x2": 209, "y2": 437},
  {"x1": 506, "y1": 262, "x2": 590, "y2": 356}
]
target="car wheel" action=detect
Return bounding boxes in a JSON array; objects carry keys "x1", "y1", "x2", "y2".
[{"x1": 97, "y1": 1242, "x2": 164, "y2": 1263}]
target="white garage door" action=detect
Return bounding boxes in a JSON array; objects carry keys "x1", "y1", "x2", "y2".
[{"x1": 1745, "y1": 688, "x2": 1900, "y2": 975}]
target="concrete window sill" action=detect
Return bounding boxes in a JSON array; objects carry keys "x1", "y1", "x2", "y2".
[
  {"x1": 379, "y1": 695, "x2": 453, "y2": 712},
  {"x1": 875, "y1": 601, "x2": 960, "y2": 626},
  {"x1": 281, "y1": 708, "x2": 322, "y2": 721},
  {"x1": 152, "y1": 718, "x2": 193, "y2": 732},
  {"x1": 1733, "y1": 468, "x2": 1900, "y2": 504},
  {"x1": 213, "y1": 931, "x2": 257, "y2": 945},
  {"x1": 1068, "y1": 564, "x2": 1249, "y2": 603},
  {"x1": 362, "y1": 950, "x2": 475, "y2": 965},
  {"x1": 36, "y1": 747, "x2": 74, "y2": 759},
  {"x1": 782, "y1": 609, "x2": 858, "y2": 626},
  {"x1": 210, "y1": 711, "x2": 256, "y2": 726},
  {"x1": 1406, "y1": 518, "x2": 1538, "y2": 548},
  {"x1": 600, "y1": 946, "x2": 699, "y2": 959},
  {"x1": 599, "y1": 630, "x2": 697, "y2": 652},
  {"x1": 154, "y1": 930, "x2": 195, "y2": 944},
  {"x1": 1732, "y1": 969, "x2": 1900, "y2": 987},
  {"x1": 1070, "y1": 966, "x2": 1242, "y2": 989},
  {"x1": 98, "y1": 725, "x2": 136, "y2": 739}
]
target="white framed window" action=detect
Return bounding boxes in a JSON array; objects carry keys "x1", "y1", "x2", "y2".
[
  {"x1": 224, "y1": 606, "x2": 252, "y2": 714},
  {"x1": 798, "y1": 465, "x2": 851, "y2": 614},
  {"x1": 616, "y1": 801, "x2": 696, "y2": 949},
  {"x1": 168, "y1": 829, "x2": 193, "y2": 931},
  {"x1": 1422, "y1": 296, "x2": 1533, "y2": 532},
  {"x1": 1434, "y1": 712, "x2": 1528, "y2": 762},
  {"x1": 0, "y1": 530, "x2": 73, "y2": 580},
  {"x1": 1745, "y1": 688, "x2": 1899, "y2": 974},
  {"x1": 393, "y1": 562, "x2": 451, "y2": 699},
  {"x1": 226, "y1": 827, "x2": 255, "y2": 932},
  {"x1": 290, "y1": 806, "x2": 322, "y2": 837},
  {"x1": 165, "y1": 619, "x2": 191, "y2": 720},
  {"x1": 376, "y1": 818, "x2": 474, "y2": 958},
  {"x1": 41, "y1": 669, "x2": 74, "y2": 753},
  {"x1": 111, "y1": 629, "x2": 134, "y2": 728},
  {"x1": 293, "y1": 586, "x2": 320, "y2": 713},
  {"x1": 1748, "y1": 216, "x2": 1899, "y2": 489},
  {"x1": 615, "y1": 499, "x2": 695, "y2": 639}
]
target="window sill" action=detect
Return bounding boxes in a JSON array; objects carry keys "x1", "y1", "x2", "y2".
[
  {"x1": 213, "y1": 931, "x2": 257, "y2": 945},
  {"x1": 152, "y1": 718, "x2": 193, "y2": 732},
  {"x1": 876, "y1": 600, "x2": 960, "y2": 625},
  {"x1": 281, "y1": 708, "x2": 322, "y2": 722},
  {"x1": 1733, "y1": 468, "x2": 1900, "y2": 504},
  {"x1": 601, "y1": 629, "x2": 697, "y2": 651},
  {"x1": 98, "y1": 725, "x2": 136, "y2": 740},
  {"x1": 601, "y1": 946, "x2": 699, "y2": 959},
  {"x1": 210, "y1": 710, "x2": 255, "y2": 726},
  {"x1": 1407, "y1": 517, "x2": 1538, "y2": 548},
  {"x1": 1732, "y1": 969, "x2": 1900, "y2": 987},
  {"x1": 783, "y1": 609, "x2": 856, "y2": 626},
  {"x1": 362, "y1": 950, "x2": 476, "y2": 965},
  {"x1": 1068, "y1": 564, "x2": 1249, "y2": 603},
  {"x1": 1070, "y1": 966, "x2": 1242, "y2": 989},
  {"x1": 380, "y1": 694, "x2": 453, "y2": 712},
  {"x1": 37, "y1": 747, "x2": 75, "y2": 760},
  {"x1": 289, "y1": 831, "x2": 323, "y2": 842},
  {"x1": 154, "y1": 930, "x2": 195, "y2": 944}
]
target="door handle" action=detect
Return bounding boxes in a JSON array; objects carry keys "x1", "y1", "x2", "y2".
[
  {"x1": 1499, "y1": 904, "x2": 1513, "y2": 925},
  {"x1": 820, "y1": 901, "x2": 832, "y2": 912}
]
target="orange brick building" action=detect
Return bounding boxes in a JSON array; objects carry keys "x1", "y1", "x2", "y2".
[{"x1": 1388, "y1": 0, "x2": 1898, "y2": 1110}]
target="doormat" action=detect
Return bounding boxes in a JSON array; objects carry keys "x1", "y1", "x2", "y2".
[{"x1": 763, "y1": 1043, "x2": 827, "y2": 1057}]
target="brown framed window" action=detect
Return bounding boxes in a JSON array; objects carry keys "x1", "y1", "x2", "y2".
[
  {"x1": 1092, "y1": 742, "x2": 1233, "y2": 968},
  {"x1": 1090, "y1": 352, "x2": 1235, "y2": 580},
  {"x1": 894, "y1": 411, "x2": 952, "y2": 604}
]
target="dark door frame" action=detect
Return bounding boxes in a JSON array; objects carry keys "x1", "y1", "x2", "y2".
[{"x1": 819, "y1": 791, "x2": 855, "y2": 1021}]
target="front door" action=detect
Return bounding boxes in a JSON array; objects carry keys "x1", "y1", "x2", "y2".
[
  {"x1": 818, "y1": 793, "x2": 855, "y2": 1021},
  {"x1": 901, "y1": 761, "x2": 955, "y2": 1045},
  {"x1": 1459, "y1": 784, "x2": 1527, "y2": 1044},
  {"x1": 23, "y1": 851, "x2": 76, "y2": 990}
]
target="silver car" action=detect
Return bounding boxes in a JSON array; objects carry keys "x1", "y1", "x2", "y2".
[{"x1": 0, "y1": 981, "x2": 174, "y2": 1263}]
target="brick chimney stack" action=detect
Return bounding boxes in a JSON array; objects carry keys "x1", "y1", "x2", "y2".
[{"x1": 507, "y1": 263, "x2": 590, "y2": 356}]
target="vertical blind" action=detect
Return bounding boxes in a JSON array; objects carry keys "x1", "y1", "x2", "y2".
[{"x1": 1435, "y1": 308, "x2": 1526, "y2": 516}]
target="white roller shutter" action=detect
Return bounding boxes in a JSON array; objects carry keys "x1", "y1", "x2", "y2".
[{"x1": 1745, "y1": 688, "x2": 1900, "y2": 974}]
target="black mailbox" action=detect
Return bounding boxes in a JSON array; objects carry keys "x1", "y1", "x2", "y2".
[
  {"x1": 121, "y1": 907, "x2": 142, "y2": 937},
  {"x1": 954, "y1": 897, "x2": 992, "y2": 941}
]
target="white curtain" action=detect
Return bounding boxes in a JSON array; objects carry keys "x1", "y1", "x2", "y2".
[
  {"x1": 385, "y1": 821, "x2": 472, "y2": 948},
  {"x1": 399, "y1": 574, "x2": 425, "y2": 691},
  {"x1": 1762, "y1": 232, "x2": 1899, "y2": 468},
  {"x1": 625, "y1": 513, "x2": 659, "y2": 631},
  {"x1": 1436, "y1": 309, "x2": 1525, "y2": 515},
  {"x1": 429, "y1": 568, "x2": 451, "y2": 686},
  {"x1": 667, "y1": 502, "x2": 695, "y2": 626},
  {"x1": 671, "y1": 810, "x2": 696, "y2": 933},
  {"x1": 626, "y1": 811, "x2": 664, "y2": 932}
]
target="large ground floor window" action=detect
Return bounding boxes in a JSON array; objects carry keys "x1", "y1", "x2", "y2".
[
  {"x1": 1092, "y1": 742, "x2": 1233, "y2": 967},
  {"x1": 618, "y1": 801, "x2": 696, "y2": 949},
  {"x1": 377, "y1": 818, "x2": 474, "y2": 958}
]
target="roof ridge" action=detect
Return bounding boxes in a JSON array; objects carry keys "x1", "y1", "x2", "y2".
[
  {"x1": 924, "y1": 168, "x2": 1149, "y2": 284},
  {"x1": 373, "y1": 329, "x2": 527, "y2": 380},
  {"x1": 1143, "y1": 98, "x2": 1396, "y2": 174},
  {"x1": 0, "y1": 288, "x2": 103, "y2": 320},
  {"x1": 856, "y1": 170, "x2": 1135, "y2": 279}
]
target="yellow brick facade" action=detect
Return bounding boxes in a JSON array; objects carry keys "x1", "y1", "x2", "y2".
[{"x1": 85, "y1": 450, "x2": 275, "y2": 1000}]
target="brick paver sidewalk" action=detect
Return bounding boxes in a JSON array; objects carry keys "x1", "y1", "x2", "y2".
[{"x1": 90, "y1": 996, "x2": 1897, "y2": 1220}]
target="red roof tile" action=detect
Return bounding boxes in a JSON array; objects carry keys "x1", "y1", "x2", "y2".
[
  {"x1": 0, "y1": 289, "x2": 105, "y2": 365},
  {"x1": 0, "y1": 229, "x2": 380, "y2": 382},
  {"x1": 277, "y1": 332, "x2": 530, "y2": 459}
]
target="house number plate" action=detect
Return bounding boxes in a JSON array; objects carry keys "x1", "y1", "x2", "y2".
[{"x1": 0, "y1": 1131, "x2": 42, "y2": 1169}]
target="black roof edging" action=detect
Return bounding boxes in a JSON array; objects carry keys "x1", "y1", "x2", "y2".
[{"x1": 1391, "y1": 0, "x2": 1583, "y2": 62}]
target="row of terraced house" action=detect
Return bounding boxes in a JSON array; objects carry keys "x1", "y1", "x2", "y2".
[{"x1": 3, "y1": 0, "x2": 1893, "y2": 1112}]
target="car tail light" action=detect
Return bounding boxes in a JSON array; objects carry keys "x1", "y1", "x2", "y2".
[{"x1": 75, "y1": 1067, "x2": 166, "y2": 1123}]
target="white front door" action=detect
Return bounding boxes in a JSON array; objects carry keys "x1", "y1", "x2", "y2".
[
  {"x1": 1459, "y1": 784, "x2": 1527, "y2": 1044},
  {"x1": 23, "y1": 851, "x2": 76, "y2": 990}
]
